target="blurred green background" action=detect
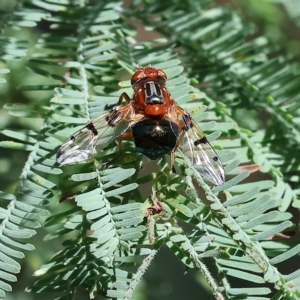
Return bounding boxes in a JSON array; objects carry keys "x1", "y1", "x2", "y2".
[{"x1": 0, "y1": 0, "x2": 300, "y2": 299}]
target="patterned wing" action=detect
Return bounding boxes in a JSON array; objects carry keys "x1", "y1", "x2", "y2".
[
  {"x1": 175, "y1": 112, "x2": 225, "y2": 185},
  {"x1": 56, "y1": 105, "x2": 134, "y2": 165}
]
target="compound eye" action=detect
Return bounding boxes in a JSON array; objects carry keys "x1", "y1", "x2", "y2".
[
  {"x1": 157, "y1": 69, "x2": 167, "y2": 80},
  {"x1": 131, "y1": 70, "x2": 144, "y2": 86}
]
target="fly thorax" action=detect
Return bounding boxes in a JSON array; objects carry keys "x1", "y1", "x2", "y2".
[{"x1": 144, "y1": 81, "x2": 164, "y2": 104}]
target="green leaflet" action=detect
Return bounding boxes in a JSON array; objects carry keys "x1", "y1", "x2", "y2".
[
  {"x1": 228, "y1": 287, "x2": 271, "y2": 296},
  {"x1": 223, "y1": 268, "x2": 265, "y2": 284},
  {"x1": 105, "y1": 183, "x2": 139, "y2": 197},
  {"x1": 102, "y1": 168, "x2": 136, "y2": 188},
  {"x1": 218, "y1": 256, "x2": 263, "y2": 274},
  {"x1": 253, "y1": 221, "x2": 293, "y2": 241},
  {"x1": 240, "y1": 211, "x2": 280, "y2": 230},
  {"x1": 0, "y1": 141, "x2": 35, "y2": 151},
  {"x1": 71, "y1": 172, "x2": 98, "y2": 181},
  {"x1": 0, "y1": 68, "x2": 10, "y2": 74}
]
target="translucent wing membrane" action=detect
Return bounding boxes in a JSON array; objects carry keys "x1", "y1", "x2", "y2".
[
  {"x1": 56, "y1": 105, "x2": 134, "y2": 165},
  {"x1": 175, "y1": 112, "x2": 225, "y2": 185}
]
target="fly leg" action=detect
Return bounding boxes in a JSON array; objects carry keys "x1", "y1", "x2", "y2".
[
  {"x1": 102, "y1": 131, "x2": 132, "y2": 169},
  {"x1": 105, "y1": 92, "x2": 132, "y2": 110},
  {"x1": 170, "y1": 151, "x2": 177, "y2": 174}
]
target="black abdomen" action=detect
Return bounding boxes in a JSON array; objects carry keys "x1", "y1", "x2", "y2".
[{"x1": 131, "y1": 119, "x2": 179, "y2": 160}]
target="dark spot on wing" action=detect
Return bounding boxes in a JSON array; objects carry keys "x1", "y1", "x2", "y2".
[
  {"x1": 213, "y1": 156, "x2": 218, "y2": 161},
  {"x1": 105, "y1": 109, "x2": 121, "y2": 127},
  {"x1": 182, "y1": 114, "x2": 193, "y2": 131},
  {"x1": 86, "y1": 123, "x2": 98, "y2": 136},
  {"x1": 56, "y1": 149, "x2": 61, "y2": 157},
  {"x1": 70, "y1": 135, "x2": 76, "y2": 142},
  {"x1": 194, "y1": 137, "x2": 208, "y2": 146},
  {"x1": 56, "y1": 148, "x2": 63, "y2": 162}
]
